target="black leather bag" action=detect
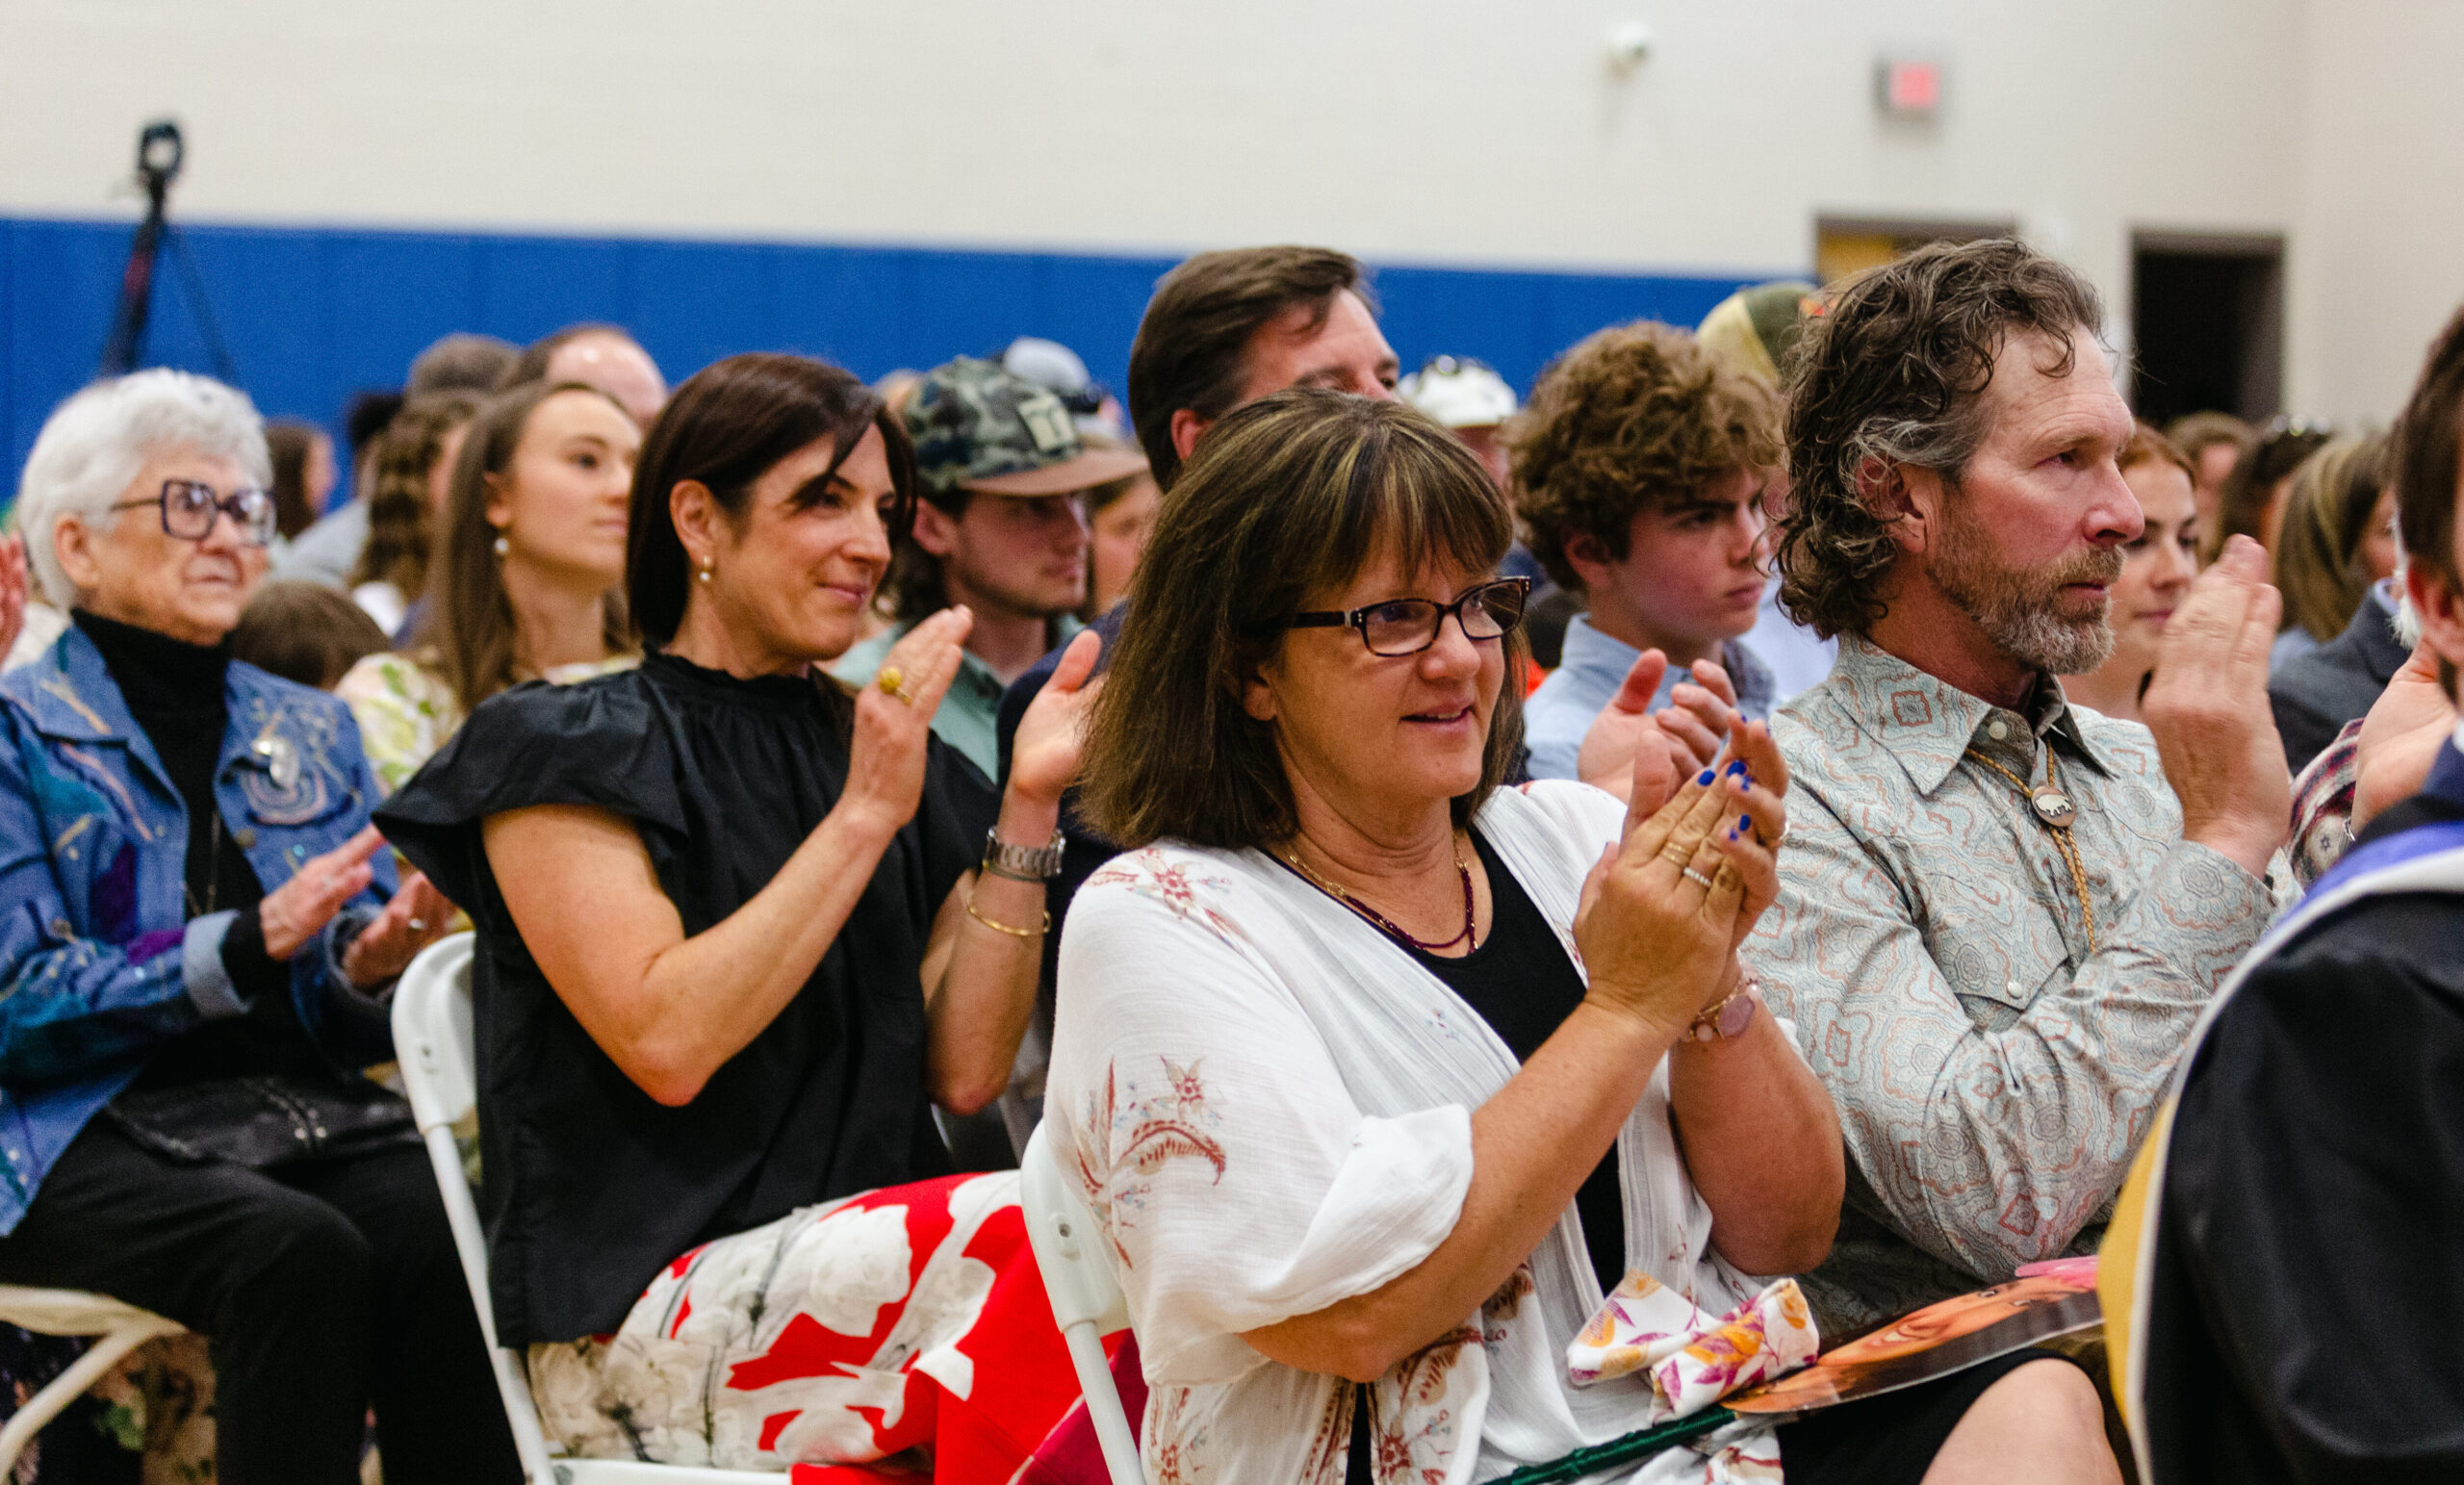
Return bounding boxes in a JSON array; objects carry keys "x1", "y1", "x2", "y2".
[{"x1": 106, "y1": 1075, "x2": 416, "y2": 1168}]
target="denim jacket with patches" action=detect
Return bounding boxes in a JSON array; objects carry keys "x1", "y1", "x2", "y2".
[{"x1": 0, "y1": 624, "x2": 397, "y2": 1232}]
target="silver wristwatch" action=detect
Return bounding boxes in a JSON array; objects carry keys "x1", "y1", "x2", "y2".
[{"x1": 982, "y1": 827, "x2": 1066, "y2": 882}]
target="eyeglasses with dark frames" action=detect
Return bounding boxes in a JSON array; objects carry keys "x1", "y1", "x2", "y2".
[
  {"x1": 1257, "y1": 576, "x2": 1532, "y2": 657},
  {"x1": 107, "y1": 479, "x2": 279, "y2": 549}
]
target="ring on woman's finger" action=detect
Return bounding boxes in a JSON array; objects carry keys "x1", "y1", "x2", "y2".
[
  {"x1": 408, "y1": 917, "x2": 426, "y2": 934},
  {"x1": 875, "y1": 666, "x2": 919, "y2": 706},
  {"x1": 1682, "y1": 866, "x2": 1717, "y2": 889},
  {"x1": 1657, "y1": 842, "x2": 1695, "y2": 867}
]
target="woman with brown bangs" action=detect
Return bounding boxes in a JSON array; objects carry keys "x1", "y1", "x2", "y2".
[
  {"x1": 1044, "y1": 389, "x2": 1868, "y2": 1482},
  {"x1": 376, "y1": 353, "x2": 1103, "y2": 1472}
]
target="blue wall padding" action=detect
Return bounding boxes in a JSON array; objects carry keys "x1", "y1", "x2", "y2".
[{"x1": 3, "y1": 214, "x2": 1781, "y2": 509}]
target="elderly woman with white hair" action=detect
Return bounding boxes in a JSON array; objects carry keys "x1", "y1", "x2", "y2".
[{"x1": 0, "y1": 371, "x2": 519, "y2": 1484}]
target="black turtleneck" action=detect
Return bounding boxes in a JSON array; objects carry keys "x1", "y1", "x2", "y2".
[
  {"x1": 73, "y1": 610, "x2": 302, "y2": 1084},
  {"x1": 73, "y1": 609, "x2": 260, "y2": 916}
]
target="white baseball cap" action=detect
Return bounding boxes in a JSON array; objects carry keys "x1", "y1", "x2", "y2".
[{"x1": 1399, "y1": 355, "x2": 1517, "y2": 429}]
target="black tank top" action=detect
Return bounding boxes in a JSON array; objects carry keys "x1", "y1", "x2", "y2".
[{"x1": 1346, "y1": 828, "x2": 1624, "y2": 1484}]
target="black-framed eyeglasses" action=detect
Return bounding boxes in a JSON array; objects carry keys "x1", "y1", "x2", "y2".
[
  {"x1": 108, "y1": 479, "x2": 277, "y2": 549},
  {"x1": 1259, "y1": 576, "x2": 1532, "y2": 657}
]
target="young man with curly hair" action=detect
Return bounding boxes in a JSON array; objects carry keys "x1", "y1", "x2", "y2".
[
  {"x1": 1512, "y1": 320, "x2": 1783, "y2": 780},
  {"x1": 1743, "y1": 239, "x2": 2289, "y2": 1344}
]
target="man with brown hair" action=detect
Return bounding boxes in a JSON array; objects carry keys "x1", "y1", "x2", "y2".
[
  {"x1": 1125, "y1": 244, "x2": 1399, "y2": 491},
  {"x1": 1514, "y1": 321, "x2": 1782, "y2": 780},
  {"x1": 1001, "y1": 243, "x2": 1401, "y2": 721},
  {"x1": 987, "y1": 245, "x2": 1402, "y2": 1154},
  {"x1": 1745, "y1": 239, "x2": 2289, "y2": 1334}
]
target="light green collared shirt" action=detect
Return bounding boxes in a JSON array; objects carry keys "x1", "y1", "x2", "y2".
[
  {"x1": 1743, "y1": 634, "x2": 2277, "y2": 1336},
  {"x1": 833, "y1": 615, "x2": 1084, "y2": 781}
]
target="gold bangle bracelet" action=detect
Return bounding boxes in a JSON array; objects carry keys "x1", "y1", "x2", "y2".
[{"x1": 964, "y1": 890, "x2": 1049, "y2": 939}]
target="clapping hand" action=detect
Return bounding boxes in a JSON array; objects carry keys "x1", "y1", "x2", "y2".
[
  {"x1": 1573, "y1": 720, "x2": 1790, "y2": 1036},
  {"x1": 843, "y1": 607, "x2": 972, "y2": 835},
  {"x1": 2142, "y1": 535, "x2": 2292, "y2": 877},
  {"x1": 1008, "y1": 628, "x2": 1104, "y2": 808},
  {"x1": 1578, "y1": 649, "x2": 1740, "y2": 825},
  {"x1": 2352, "y1": 635, "x2": 2459, "y2": 832},
  {"x1": 260, "y1": 825, "x2": 386, "y2": 960},
  {"x1": 339, "y1": 871, "x2": 456, "y2": 988}
]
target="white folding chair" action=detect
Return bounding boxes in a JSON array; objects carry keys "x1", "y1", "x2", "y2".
[
  {"x1": 0, "y1": 1286, "x2": 184, "y2": 1473},
  {"x1": 392, "y1": 934, "x2": 785, "y2": 1483},
  {"x1": 1017, "y1": 1124, "x2": 1142, "y2": 1485}
]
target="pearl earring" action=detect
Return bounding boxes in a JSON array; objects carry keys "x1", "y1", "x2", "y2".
[
  {"x1": 493, "y1": 534, "x2": 510, "y2": 557},
  {"x1": 698, "y1": 557, "x2": 713, "y2": 583}
]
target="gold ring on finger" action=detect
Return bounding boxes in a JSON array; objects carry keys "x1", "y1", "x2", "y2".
[
  {"x1": 875, "y1": 666, "x2": 918, "y2": 706},
  {"x1": 1658, "y1": 843, "x2": 1695, "y2": 867}
]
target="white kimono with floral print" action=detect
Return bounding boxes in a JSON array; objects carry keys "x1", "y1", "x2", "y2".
[{"x1": 1047, "y1": 780, "x2": 1793, "y2": 1484}]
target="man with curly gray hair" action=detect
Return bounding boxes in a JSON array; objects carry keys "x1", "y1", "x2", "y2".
[{"x1": 1743, "y1": 239, "x2": 2292, "y2": 1339}]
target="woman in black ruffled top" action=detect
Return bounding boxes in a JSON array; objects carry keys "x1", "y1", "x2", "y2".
[{"x1": 377, "y1": 354, "x2": 1097, "y2": 1353}]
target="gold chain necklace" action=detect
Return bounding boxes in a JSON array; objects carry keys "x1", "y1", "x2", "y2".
[
  {"x1": 1280, "y1": 840, "x2": 1477, "y2": 954},
  {"x1": 1963, "y1": 744, "x2": 2098, "y2": 954}
]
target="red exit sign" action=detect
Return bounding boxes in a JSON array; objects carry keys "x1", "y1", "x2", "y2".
[{"x1": 1876, "y1": 57, "x2": 1943, "y2": 117}]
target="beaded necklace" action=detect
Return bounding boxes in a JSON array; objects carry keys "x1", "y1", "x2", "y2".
[{"x1": 1280, "y1": 840, "x2": 1478, "y2": 954}]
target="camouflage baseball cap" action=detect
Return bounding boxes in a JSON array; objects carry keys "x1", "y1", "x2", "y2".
[{"x1": 904, "y1": 357, "x2": 1148, "y2": 497}]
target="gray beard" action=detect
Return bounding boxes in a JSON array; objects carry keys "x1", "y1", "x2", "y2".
[{"x1": 1930, "y1": 504, "x2": 2120, "y2": 677}]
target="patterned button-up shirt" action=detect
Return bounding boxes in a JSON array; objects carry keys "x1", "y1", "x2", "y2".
[{"x1": 1744, "y1": 635, "x2": 2275, "y2": 1335}]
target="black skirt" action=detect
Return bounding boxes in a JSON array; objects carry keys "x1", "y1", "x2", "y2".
[{"x1": 1775, "y1": 1348, "x2": 2073, "y2": 1484}]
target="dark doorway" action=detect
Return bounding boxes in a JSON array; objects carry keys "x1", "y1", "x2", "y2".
[{"x1": 2130, "y1": 232, "x2": 2284, "y2": 425}]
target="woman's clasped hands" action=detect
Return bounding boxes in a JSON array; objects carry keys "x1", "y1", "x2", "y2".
[{"x1": 1573, "y1": 718, "x2": 1789, "y2": 1043}]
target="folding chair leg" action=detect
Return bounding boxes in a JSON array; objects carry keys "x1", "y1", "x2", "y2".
[
  {"x1": 0, "y1": 1319, "x2": 182, "y2": 1474},
  {"x1": 1061, "y1": 1319, "x2": 1143, "y2": 1485}
]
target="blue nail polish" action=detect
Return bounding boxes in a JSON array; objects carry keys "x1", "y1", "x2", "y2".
[
  {"x1": 1739, "y1": 813, "x2": 1753, "y2": 832},
  {"x1": 1696, "y1": 769, "x2": 1715, "y2": 786},
  {"x1": 1724, "y1": 758, "x2": 1748, "y2": 777}
]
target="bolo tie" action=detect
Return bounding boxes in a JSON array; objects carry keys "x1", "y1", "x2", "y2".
[{"x1": 1962, "y1": 741, "x2": 2097, "y2": 954}]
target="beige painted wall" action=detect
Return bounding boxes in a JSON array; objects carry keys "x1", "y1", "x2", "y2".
[
  {"x1": 2288, "y1": 0, "x2": 2464, "y2": 420},
  {"x1": 4, "y1": 0, "x2": 2439, "y2": 416}
]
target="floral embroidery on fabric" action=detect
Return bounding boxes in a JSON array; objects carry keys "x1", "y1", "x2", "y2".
[
  {"x1": 1086, "y1": 850, "x2": 1246, "y2": 948},
  {"x1": 1295, "y1": 1381, "x2": 1348, "y2": 1485},
  {"x1": 1479, "y1": 1266, "x2": 1535, "y2": 1344},
  {"x1": 1076, "y1": 1058, "x2": 1228, "y2": 1268},
  {"x1": 1365, "y1": 1330, "x2": 1477, "y2": 1484}
]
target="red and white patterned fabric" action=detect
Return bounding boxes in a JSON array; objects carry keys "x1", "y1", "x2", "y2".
[{"x1": 527, "y1": 1170, "x2": 1106, "y2": 1482}]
